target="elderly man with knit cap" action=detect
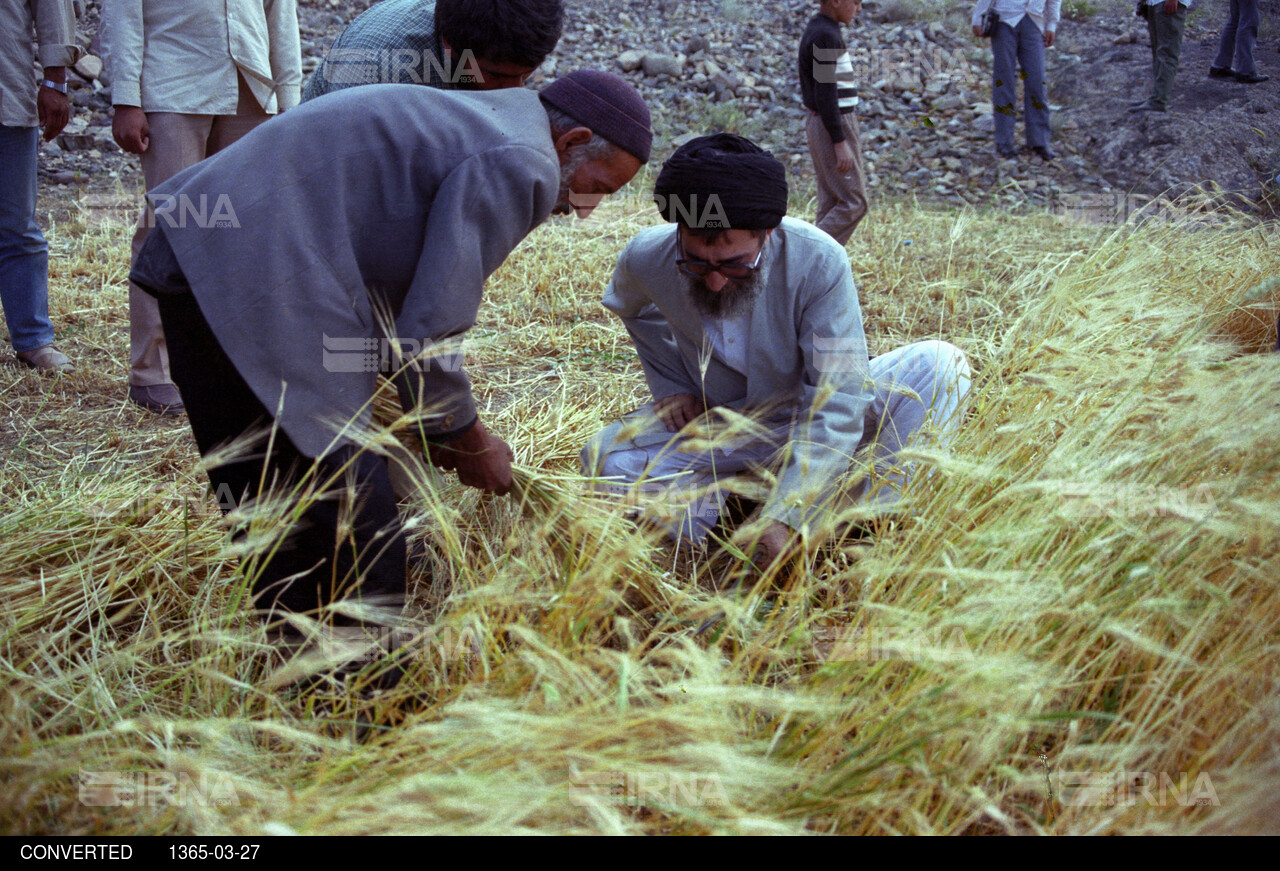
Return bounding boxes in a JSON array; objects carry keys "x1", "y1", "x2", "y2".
[
  {"x1": 582, "y1": 134, "x2": 971, "y2": 566},
  {"x1": 129, "y1": 71, "x2": 651, "y2": 625}
]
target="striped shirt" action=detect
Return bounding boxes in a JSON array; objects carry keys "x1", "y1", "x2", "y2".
[
  {"x1": 798, "y1": 13, "x2": 857, "y2": 145},
  {"x1": 832, "y1": 50, "x2": 858, "y2": 113}
]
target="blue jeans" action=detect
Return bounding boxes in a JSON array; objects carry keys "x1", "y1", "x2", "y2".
[
  {"x1": 0, "y1": 125, "x2": 55, "y2": 353},
  {"x1": 1213, "y1": 0, "x2": 1260, "y2": 76},
  {"x1": 991, "y1": 17, "x2": 1050, "y2": 150}
]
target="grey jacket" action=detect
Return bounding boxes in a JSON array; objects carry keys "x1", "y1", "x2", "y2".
[
  {"x1": 150, "y1": 85, "x2": 561, "y2": 458},
  {"x1": 602, "y1": 218, "x2": 873, "y2": 531}
]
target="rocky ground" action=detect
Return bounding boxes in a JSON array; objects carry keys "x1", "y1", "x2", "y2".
[{"x1": 41, "y1": 0, "x2": 1280, "y2": 219}]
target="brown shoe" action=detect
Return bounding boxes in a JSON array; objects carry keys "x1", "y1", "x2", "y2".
[
  {"x1": 16, "y1": 344, "x2": 73, "y2": 374},
  {"x1": 128, "y1": 383, "x2": 186, "y2": 415}
]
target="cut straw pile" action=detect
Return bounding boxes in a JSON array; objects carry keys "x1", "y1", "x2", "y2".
[{"x1": 0, "y1": 182, "x2": 1276, "y2": 835}]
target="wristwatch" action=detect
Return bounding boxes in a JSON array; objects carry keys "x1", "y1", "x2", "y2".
[{"x1": 40, "y1": 80, "x2": 68, "y2": 94}]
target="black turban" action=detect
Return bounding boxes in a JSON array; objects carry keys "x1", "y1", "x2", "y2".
[{"x1": 653, "y1": 133, "x2": 788, "y2": 230}]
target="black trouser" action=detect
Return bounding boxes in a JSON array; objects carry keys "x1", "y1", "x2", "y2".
[{"x1": 155, "y1": 290, "x2": 406, "y2": 623}]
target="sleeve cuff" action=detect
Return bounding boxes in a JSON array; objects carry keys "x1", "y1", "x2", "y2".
[
  {"x1": 423, "y1": 415, "x2": 478, "y2": 444},
  {"x1": 112, "y1": 82, "x2": 142, "y2": 107},
  {"x1": 761, "y1": 500, "x2": 812, "y2": 538},
  {"x1": 37, "y1": 44, "x2": 81, "y2": 69},
  {"x1": 276, "y1": 85, "x2": 301, "y2": 111}
]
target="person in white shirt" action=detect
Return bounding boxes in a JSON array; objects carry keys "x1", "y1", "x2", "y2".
[
  {"x1": 972, "y1": 0, "x2": 1061, "y2": 160},
  {"x1": 102, "y1": 0, "x2": 302, "y2": 415}
]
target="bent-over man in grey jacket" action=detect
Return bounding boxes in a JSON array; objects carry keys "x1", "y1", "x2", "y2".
[{"x1": 130, "y1": 71, "x2": 651, "y2": 628}]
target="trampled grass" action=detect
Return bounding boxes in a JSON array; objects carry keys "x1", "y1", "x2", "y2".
[{"x1": 1, "y1": 181, "x2": 1277, "y2": 835}]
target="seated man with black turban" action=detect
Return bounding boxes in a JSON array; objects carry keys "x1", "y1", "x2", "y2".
[{"x1": 581, "y1": 134, "x2": 972, "y2": 565}]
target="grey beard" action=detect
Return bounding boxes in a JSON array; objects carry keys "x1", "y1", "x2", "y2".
[
  {"x1": 553, "y1": 147, "x2": 590, "y2": 215},
  {"x1": 686, "y1": 257, "x2": 770, "y2": 319}
]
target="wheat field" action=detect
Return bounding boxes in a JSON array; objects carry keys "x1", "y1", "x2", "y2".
[{"x1": 1, "y1": 173, "x2": 1277, "y2": 835}]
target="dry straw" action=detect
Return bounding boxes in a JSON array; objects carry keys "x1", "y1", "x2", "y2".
[{"x1": 1, "y1": 183, "x2": 1276, "y2": 834}]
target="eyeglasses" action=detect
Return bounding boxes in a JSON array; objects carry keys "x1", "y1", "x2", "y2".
[{"x1": 676, "y1": 234, "x2": 765, "y2": 280}]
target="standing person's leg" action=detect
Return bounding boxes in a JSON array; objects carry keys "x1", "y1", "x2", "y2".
[
  {"x1": 1232, "y1": 0, "x2": 1261, "y2": 78},
  {"x1": 155, "y1": 284, "x2": 406, "y2": 623},
  {"x1": 806, "y1": 112, "x2": 838, "y2": 236},
  {"x1": 129, "y1": 113, "x2": 214, "y2": 412},
  {"x1": 1144, "y1": 4, "x2": 1161, "y2": 103},
  {"x1": 844, "y1": 114, "x2": 869, "y2": 233},
  {"x1": 808, "y1": 110, "x2": 870, "y2": 243},
  {"x1": 990, "y1": 22, "x2": 1019, "y2": 155},
  {"x1": 1150, "y1": 4, "x2": 1188, "y2": 109},
  {"x1": 825, "y1": 114, "x2": 869, "y2": 244},
  {"x1": 130, "y1": 77, "x2": 271, "y2": 413},
  {"x1": 1018, "y1": 18, "x2": 1051, "y2": 151},
  {"x1": 807, "y1": 111, "x2": 868, "y2": 245},
  {"x1": 0, "y1": 125, "x2": 60, "y2": 362},
  {"x1": 1212, "y1": 0, "x2": 1243, "y2": 72}
]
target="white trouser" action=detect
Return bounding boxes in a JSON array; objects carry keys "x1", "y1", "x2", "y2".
[{"x1": 581, "y1": 340, "x2": 972, "y2": 543}]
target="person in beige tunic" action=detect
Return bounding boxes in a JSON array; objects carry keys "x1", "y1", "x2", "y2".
[{"x1": 103, "y1": 0, "x2": 303, "y2": 414}]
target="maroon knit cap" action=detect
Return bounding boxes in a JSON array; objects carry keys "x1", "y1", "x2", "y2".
[{"x1": 539, "y1": 70, "x2": 652, "y2": 163}]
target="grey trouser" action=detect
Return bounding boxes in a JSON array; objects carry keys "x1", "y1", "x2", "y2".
[
  {"x1": 805, "y1": 111, "x2": 869, "y2": 244},
  {"x1": 991, "y1": 17, "x2": 1050, "y2": 150},
  {"x1": 1213, "y1": 0, "x2": 1260, "y2": 76},
  {"x1": 1144, "y1": 3, "x2": 1187, "y2": 109}
]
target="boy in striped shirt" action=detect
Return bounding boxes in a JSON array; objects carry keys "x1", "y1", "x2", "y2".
[{"x1": 798, "y1": 0, "x2": 868, "y2": 244}]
